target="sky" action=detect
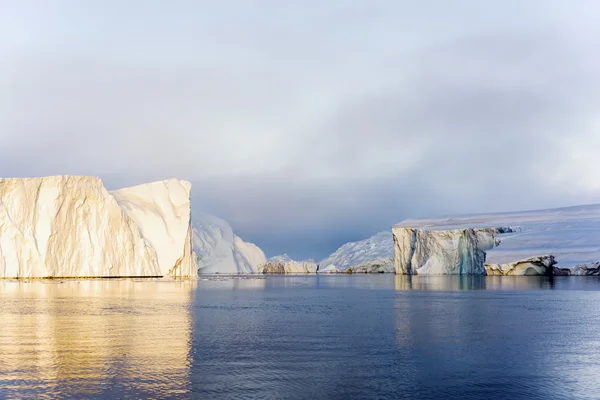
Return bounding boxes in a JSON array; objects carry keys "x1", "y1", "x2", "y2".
[{"x1": 2, "y1": 0, "x2": 600, "y2": 259}]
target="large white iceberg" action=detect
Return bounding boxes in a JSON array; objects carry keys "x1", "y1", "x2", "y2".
[
  {"x1": 193, "y1": 213, "x2": 266, "y2": 274},
  {"x1": 0, "y1": 176, "x2": 196, "y2": 278},
  {"x1": 394, "y1": 204, "x2": 600, "y2": 275}
]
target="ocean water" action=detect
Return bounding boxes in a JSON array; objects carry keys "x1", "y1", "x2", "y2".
[{"x1": 2, "y1": 275, "x2": 600, "y2": 399}]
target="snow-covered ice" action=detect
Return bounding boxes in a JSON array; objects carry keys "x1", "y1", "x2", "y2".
[{"x1": 319, "y1": 231, "x2": 393, "y2": 272}]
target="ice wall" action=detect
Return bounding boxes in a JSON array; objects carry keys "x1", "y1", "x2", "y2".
[{"x1": 0, "y1": 176, "x2": 196, "y2": 278}]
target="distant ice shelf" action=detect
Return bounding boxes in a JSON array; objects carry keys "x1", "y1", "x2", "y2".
[{"x1": 393, "y1": 204, "x2": 600, "y2": 275}]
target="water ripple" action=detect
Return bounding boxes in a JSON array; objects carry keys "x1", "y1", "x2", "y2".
[{"x1": 3, "y1": 276, "x2": 600, "y2": 399}]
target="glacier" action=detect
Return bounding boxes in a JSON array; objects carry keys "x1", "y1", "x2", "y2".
[
  {"x1": 0, "y1": 176, "x2": 196, "y2": 278},
  {"x1": 193, "y1": 213, "x2": 266, "y2": 274},
  {"x1": 394, "y1": 204, "x2": 600, "y2": 275}
]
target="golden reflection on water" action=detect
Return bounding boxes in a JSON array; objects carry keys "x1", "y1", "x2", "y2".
[{"x1": 0, "y1": 279, "x2": 195, "y2": 398}]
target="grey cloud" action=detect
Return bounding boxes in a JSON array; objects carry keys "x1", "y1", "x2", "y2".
[
  {"x1": 2, "y1": 1, "x2": 600, "y2": 259},
  {"x1": 193, "y1": 31, "x2": 600, "y2": 258}
]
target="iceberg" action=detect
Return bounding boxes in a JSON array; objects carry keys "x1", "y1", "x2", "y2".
[
  {"x1": 319, "y1": 231, "x2": 394, "y2": 273},
  {"x1": 568, "y1": 262, "x2": 600, "y2": 276},
  {"x1": 193, "y1": 213, "x2": 266, "y2": 274},
  {"x1": 0, "y1": 176, "x2": 196, "y2": 278},
  {"x1": 393, "y1": 227, "x2": 500, "y2": 275},
  {"x1": 394, "y1": 204, "x2": 600, "y2": 275},
  {"x1": 485, "y1": 255, "x2": 555, "y2": 276},
  {"x1": 259, "y1": 255, "x2": 318, "y2": 274},
  {"x1": 348, "y1": 258, "x2": 394, "y2": 274}
]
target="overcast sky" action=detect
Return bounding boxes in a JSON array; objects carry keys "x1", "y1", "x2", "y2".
[{"x1": 2, "y1": 1, "x2": 600, "y2": 259}]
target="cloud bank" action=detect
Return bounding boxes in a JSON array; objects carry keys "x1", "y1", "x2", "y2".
[{"x1": 2, "y1": 0, "x2": 600, "y2": 258}]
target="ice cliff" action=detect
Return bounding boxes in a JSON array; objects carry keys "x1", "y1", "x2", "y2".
[
  {"x1": 394, "y1": 204, "x2": 600, "y2": 275},
  {"x1": 0, "y1": 176, "x2": 196, "y2": 278},
  {"x1": 393, "y1": 227, "x2": 500, "y2": 275},
  {"x1": 193, "y1": 213, "x2": 266, "y2": 274}
]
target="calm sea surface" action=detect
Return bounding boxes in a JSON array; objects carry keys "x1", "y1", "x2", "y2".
[{"x1": 2, "y1": 276, "x2": 600, "y2": 399}]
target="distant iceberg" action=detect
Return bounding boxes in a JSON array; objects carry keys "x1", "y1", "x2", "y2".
[
  {"x1": 319, "y1": 231, "x2": 394, "y2": 273},
  {"x1": 254, "y1": 232, "x2": 396, "y2": 274},
  {"x1": 349, "y1": 258, "x2": 395, "y2": 274},
  {"x1": 0, "y1": 176, "x2": 196, "y2": 278},
  {"x1": 259, "y1": 254, "x2": 318, "y2": 274},
  {"x1": 193, "y1": 213, "x2": 266, "y2": 274}
]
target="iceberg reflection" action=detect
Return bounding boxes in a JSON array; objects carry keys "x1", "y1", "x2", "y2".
[
  {"x1": 394, "y1": 275, "x2": 561, "y2": 290},
  {"x1": 394, "y1": 275, "x2": 487, "y2": 290},
  {"x1": 0, "y1": 279, "x2": 195, "y2": 398}
]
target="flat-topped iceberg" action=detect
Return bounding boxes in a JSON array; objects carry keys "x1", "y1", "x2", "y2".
[
  {"x1": 394, "y1": 204, "x2": 600, "y2": 275},
  {"x1": 393, "y1": 227, "x2": 501, "y2": 275},
  {"x1": 259, "y1": 254, "x2": 318, "y2": 274},
  {"x1": 0, "y1": 176, "x2": 196, "y2": 278}
]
